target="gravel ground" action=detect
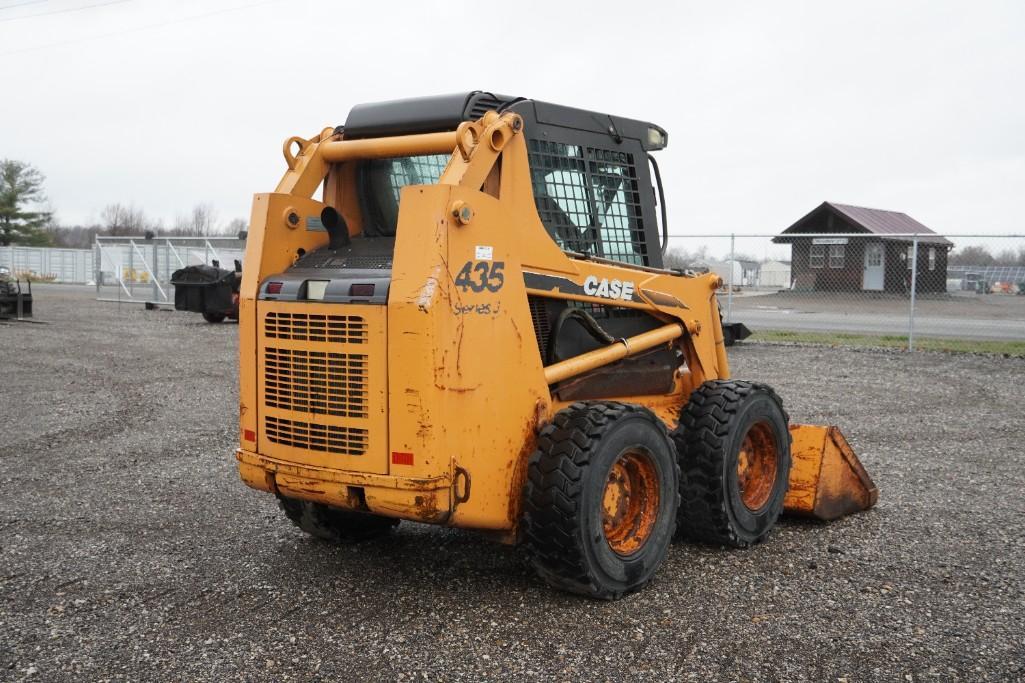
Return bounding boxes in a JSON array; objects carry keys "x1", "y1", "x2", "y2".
[{"x1": 2, "y1": 285, "x2": 1024, "y2": 681}]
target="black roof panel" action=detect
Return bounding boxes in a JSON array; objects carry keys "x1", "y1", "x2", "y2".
[{"x1": 342, "y1": 91, "x2": 667, "y2": 150}]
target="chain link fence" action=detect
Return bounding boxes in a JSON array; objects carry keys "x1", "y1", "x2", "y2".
[
  {"x1": 94, "y1": 236, "x2": 246, "y2": 304},
  {"x1": 665, "y1": 233, "x2": 1025, "y2": 353},
  {"x1": 10, "y1": 233, "x2": 1022, "y2": 352}
]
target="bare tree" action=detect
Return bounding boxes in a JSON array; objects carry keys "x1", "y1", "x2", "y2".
[
  {"x1": 663, "y1": 245, "x2": 710, "y2": 270},
  {"x1": 167, "y1": 204, "x2": 217, "y2": 236},
  {"x1": 45, "y1": 223, "x2": 103, "y2": 249},
  {"x1": 100, "y1": 203, "x2": 151, "y2": 236},
  {"x1": 226, "y1": 217, "x2": 248, "y2": 237},
  {"x1": 190, "y1": 203, "x2": 218, "y2": 236},
  {"x1": 949, "y1": 245, "x2": 995, "y2": 266},
  {"x1": 993, "y1": 247, "x2": 1025, "y2": 266}
]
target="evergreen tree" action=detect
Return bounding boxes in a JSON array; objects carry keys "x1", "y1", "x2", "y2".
[{"x1": 0, "y1": 159, "x2": 52, "y2": 246}]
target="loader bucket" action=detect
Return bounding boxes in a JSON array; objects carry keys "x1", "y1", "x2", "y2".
[{"x1": 784, "y1": 424, "x2": 878, "y2": 521}]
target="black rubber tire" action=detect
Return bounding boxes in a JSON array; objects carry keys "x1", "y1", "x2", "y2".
[
  {"x1": 673, "y1": 380, "x2": 791, "y2": 548},
  {"x1": 523, "y1": 401, "x2": 680, "y2": 600},
  {"x1": 202, "y1": 312, "x2": 227, "y2": 323},
  {"x1": 278, "y1": 496, "x2": 398, "y2": 543}
]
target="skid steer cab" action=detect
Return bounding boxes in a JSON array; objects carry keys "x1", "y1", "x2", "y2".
[{"x1": 236, "y1": 92, "x2": 877, "y2": 599}]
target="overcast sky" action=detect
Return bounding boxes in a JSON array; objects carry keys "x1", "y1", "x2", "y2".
[{"x1": 1, "y1": 0, "x2": 1023, "y2": 243}]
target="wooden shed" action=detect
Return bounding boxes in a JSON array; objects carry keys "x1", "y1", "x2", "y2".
[{"x1": 773, "y1": 202, "x2": 952, "y2": 294}]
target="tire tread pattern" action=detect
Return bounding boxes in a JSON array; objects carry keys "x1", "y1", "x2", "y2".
[
  {"x1": 523, "y1": 401, "x2": 678, "y2": 599},
  {"x1": 672, "y1": 380, "x2": 789, "y2": 547}
]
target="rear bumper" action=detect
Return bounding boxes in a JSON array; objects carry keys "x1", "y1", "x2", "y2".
[{"x1": 237, "y1": 449, "x2": 451, "y2": 523}]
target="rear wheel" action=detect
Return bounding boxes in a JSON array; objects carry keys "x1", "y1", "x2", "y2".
[
  {"x1": 673, "y1": 380, "x2": 791, "y2": 547},
  {"x1": 278, "y1": 497, "x2": 398, "y2": 543},
  {"x1": 523, "y1": 402, "x2": 679, "y2": 599},
  {"x1": 202, "y1": 312, "x2": 226, "y2": 323}
]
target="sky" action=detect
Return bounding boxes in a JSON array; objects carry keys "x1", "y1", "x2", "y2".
[{"x1": 1, "y1": 0, "x2": 1023, "y2": 245}]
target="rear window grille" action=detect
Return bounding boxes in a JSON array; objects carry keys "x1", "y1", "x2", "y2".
[
  {"x1": 264, "y1": 312, "x2": 367, "y2": 343},
  {"x1": 264, "y1": 347, "x2": 368, "y2": 418},
  {"x1": 265, "y1": 416, "x2": 368, "y2": 456}
]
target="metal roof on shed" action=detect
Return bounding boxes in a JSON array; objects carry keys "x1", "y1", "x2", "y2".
[{"x1": 776, "y1": 202, "x2": 953, "y2": 246}]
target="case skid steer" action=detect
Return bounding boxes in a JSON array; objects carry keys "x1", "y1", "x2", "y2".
[{"x1": 236, "y1": 92, "x2": 877, "y2": 598}]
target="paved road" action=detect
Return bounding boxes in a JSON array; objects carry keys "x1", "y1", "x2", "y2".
[{"x1": 733, "y1": 308, "x2": 1025, "y2": 341}]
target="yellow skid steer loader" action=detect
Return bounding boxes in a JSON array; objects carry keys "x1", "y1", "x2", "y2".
[{"x1": 236, "y1": 92, "x2": 877, "y2": 598}]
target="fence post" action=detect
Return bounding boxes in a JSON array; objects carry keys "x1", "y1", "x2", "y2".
[
  {"x1": 152, "y1": 241, "x2": 159, "y2": 302},
  {"x1": 908, "y1": 234, "x2": 919, "y2": 352},
  {"x1": 727, "y1": 232, "x2": 735, "y2": 323}
]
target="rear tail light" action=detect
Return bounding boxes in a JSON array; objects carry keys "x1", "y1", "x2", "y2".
[
  {"x1": 266, "y1": 282, "x2": 283, "y2": 294},
  {"x1": 391, "y1": 451, "x2": 414, "y2": 466}
]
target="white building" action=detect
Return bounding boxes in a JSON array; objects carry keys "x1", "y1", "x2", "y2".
[{"x1": 759, "y1": 260, "x2": 792, "y2": 289}]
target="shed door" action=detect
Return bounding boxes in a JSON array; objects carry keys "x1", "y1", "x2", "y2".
[{"x1": 862, "y1": 243, "x2": 884, "y2": 291}]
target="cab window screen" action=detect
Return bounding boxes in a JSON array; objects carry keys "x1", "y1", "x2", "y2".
[
  {"x1": 588, "y1": 148, "x2": 645, "y2": 266},
  {"x1": 528, "y1": 139, "x2": 646, "y2": 265},
  {"x1": 361, "y1": 154, "x2": 449, "y2": 236}
]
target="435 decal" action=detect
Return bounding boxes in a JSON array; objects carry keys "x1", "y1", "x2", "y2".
[{"x1": 455, "y1": 260, "x2": 505, "y2": 293}]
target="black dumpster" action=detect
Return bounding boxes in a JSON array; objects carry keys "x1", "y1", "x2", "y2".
[{"x1": 170, "y1": 263, "x2": 239, "y2": 323}]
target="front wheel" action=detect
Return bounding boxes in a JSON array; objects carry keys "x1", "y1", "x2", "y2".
[
  {"x1": 523, "y1": 402, "x2": 680, "y2": 599},
  {"x1": 202, "y1": 311, "x2": 226, "y2": 323},
  {"x1": 673, "y1": 380, "x2": 791, "y2": 547}
]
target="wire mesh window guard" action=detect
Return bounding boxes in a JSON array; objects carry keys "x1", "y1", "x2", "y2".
[{"x1": 527, "y1": 139, "x2": 647, "y2": 266}]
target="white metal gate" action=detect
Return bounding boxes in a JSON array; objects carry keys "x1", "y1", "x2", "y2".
[{"x1": 94, "y1": 236, "x2": 246, "y2": 304}]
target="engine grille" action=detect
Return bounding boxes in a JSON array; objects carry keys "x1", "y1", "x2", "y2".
[
  {"x1": 258, "y1": 303, "x2": 386, "y2": 469},
  {"x1": 264, "y1": 311, "x2": 367, "y2": 344},
  {"x1": 264, "y1": 415, "x2": 368, "y2": 456},
  {"x1": 264, "y1": 347, "x2": 368, "y2": 418}
]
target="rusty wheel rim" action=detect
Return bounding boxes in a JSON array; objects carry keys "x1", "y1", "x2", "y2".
[
  {"x1": 736, "y1": 421, "x2": 779, "y2": 511},
  {"x1": 601, "y1": 449, "x2": 660, "y2": 556}
]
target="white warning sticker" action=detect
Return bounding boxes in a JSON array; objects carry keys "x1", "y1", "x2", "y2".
[{"x1": 475, "y1": 245, "x2": 494, "y2": 261}]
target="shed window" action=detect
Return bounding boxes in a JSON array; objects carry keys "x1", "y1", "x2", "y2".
[
  {"x1": 907, "y1": 245, "x2": 914, "y2": 269},
  {"x1": 928, "y1": 247, "x2": 936, "y2": 271},
  {"x1": 828, "y1": 244, "x2": 845, "y2": 269},
  {"x1": 809, "y1": 244, "x2": 825, "y2": 269}
]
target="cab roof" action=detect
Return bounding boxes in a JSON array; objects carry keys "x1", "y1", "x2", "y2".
[{"x1": 343, "y1": 91, "x2": 668, "y2": 150}]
